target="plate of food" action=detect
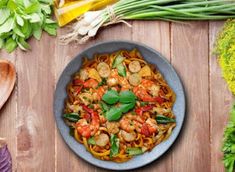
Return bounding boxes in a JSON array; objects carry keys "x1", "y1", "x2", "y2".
[{"x1": 54, "y1": 40, "x2": 185, "y2": 170}]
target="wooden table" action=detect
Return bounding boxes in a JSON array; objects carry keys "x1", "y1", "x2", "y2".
[{"x1": 0, "y1": 21, "x2": 232, "y2": 172}]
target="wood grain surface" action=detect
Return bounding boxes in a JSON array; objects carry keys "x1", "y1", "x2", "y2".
[{"x1": 0, "y1": 20, "x2": 231, "y2": 172}]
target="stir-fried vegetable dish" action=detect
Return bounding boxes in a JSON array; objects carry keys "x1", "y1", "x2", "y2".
[{"x1": 63, "y1": 49, "x2": 176, "y2": 162}]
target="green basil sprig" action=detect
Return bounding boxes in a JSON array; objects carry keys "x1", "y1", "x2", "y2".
[
  {"x1": 63, "y1": 113, "x2": 80, "y2": 122},
  {"x1": 126, "y1": 147, "x2": 143, "y2": 156},
  {"x1": 156, "y1": 115, "x2": 176, "y2": 124},
  {"x1": 112, "y1": 55, "x2": 126, "y2": 77},
  {"x1": 102, "y1": 90, "x2": 119, "y2": 105},
  {"x1": 110, "y1": 134, "x2": 119, "y2": 157},
  {"x1": 0, "y1": 0, "x2": 57, "y2": 53},
  {"x1": 102, "y1": 90, "x2": 136, "y2": 121}
]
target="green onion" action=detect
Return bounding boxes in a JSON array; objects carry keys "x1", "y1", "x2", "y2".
[{"x1": 60, "y1": 0, "x2": 235, "y2": 44}]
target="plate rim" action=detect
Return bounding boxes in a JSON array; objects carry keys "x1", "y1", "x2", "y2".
[{"x1": 54, "y1": 40, "x2": 186, "y2": 170}]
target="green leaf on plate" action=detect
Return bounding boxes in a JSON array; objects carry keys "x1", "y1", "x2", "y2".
[
  {"x1": 0, "y1": 8, "x2": 10, "y2": 25},
  {"x1": 119, "y1": 90, "x2": 136, "y2": 104},
  {"x1": 102, "y1": 90, "x2": 119, "y2": 105}
]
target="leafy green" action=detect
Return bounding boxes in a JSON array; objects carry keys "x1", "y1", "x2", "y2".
[
  {"x1": 119, "y1": 90, "x2": 136, "y2": 104},
  {"x1": 110, "y1": 134, "x2": 119, "y2": 157},
  {"x1": 119, "y1": 102, "x2": 135, "y2": 113},
  {"x1": 100, "y1": 101, "x2": 109, "y2": 112},
  {"x1": 140, "y1": 101, "x2": 149, "y2": 106},
  {"x1": 156, "y1": 115, "x2": 176, "y2": 124},
  {"x1": 0, "y1": 0, "x2": 57, "y2": 53},
  {"x1": 63, "y1": 113, "x2": 80, "y2": 122},
  {"x1": 102, "y1": 90, "x2": 119, "y2": 105},
  {"x1": 102, "y1": 90, "x2": 136, "y2": 121},
  {"x1": 105, "y1": 107, "x2": 123, "y2": 121},
  {"x1": 222, "y1": 104, "x2": 235, "y2": 172},
  {"x1": 88, "y1": 136, "x2": 96, "y2": 145},
  {"x1": 126, "y1": 147, "x2": 143, "y2": 156},
  {"x1": 117, "y1": 64, "x2": 126, "y2": 77},
  {"x1": 112, "y1": 55, "x2": 124, "y2": 68},
  {"x1": 98, "y1": 78, "x2": 107, "y2": 86}
]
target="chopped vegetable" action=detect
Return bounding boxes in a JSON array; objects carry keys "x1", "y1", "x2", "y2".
[
  {"x1": 0, "y1": 138, "x2": 12, "y2": 171},
  {"x1": 117, "y1": 64, "x2": 126, "y2": 77},
  {"x1": 88, "y1": 68, "x2": 102, "y2": 82},
  {"x1": 135, "y1": 105, "x2": 153, "y2": 116},
  {"x1": 139, "y1": 65, "x2": 152, "y2": 77},
  {"x1": 102, "y1": 90, "x2": 119, "y2": 105},
  {"x1": 97, "y1": 62, "x2": 110, "y2": 78},
  {"x1": 222, "y1": 104, "x2": 235, "y2": 172},
  {"x1": 119, "y1": 90, "x2": 136, "y2": 104},
  {"x1": 128, "y1": 73, "x2": 142, "y2": 86},
  {"x1": 156, "y1": 115, "x2": 176, "y2": 124},
  {"x1": 128, "y1": 60, "x2": 141, "y2": 73},
  {"x1": 88, "y1": 136, "x2": 96, "y2": 145},
  {"x1": 63, "y1": 113, "x2": 80, "y2": 122},
  {"x1": 112, "y1": 55, "x2": 124, "y2": 68},
  {"x1": 140, "y1": 102, "x2": 149, "y2": 107},
  {"x1": 0, "y1": 0, "x2": 57, "y2": 53},
  {"x1": 110, "y1": 134, "x2": 119, "y2": 157},
  {"x1": 126, "y1": 147, "x2": 143, "y2": 156}
]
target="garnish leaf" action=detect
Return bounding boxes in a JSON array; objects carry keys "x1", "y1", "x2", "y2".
[
  {"x1": 119, "y1": 102, "x2": 135, "y2": 113},
  {"x1": 105, "y1": 107, "x2": 122, "y2": 121},
  {"x1": 88, "y1": 136, "x2": 96, "y2": 145},
  {"x1": 117, "y1": 64, "x2": 126, "y2": 77},
  {"x1": 119, "y1": 91, "x2": 136, "y2": 103},
  {"x1": 110, "y1": 134, "x2": 119, "y2": 157},
  {"x1": 156, "y1": 115, "x2": 176, "y2": 124},
  {"x1": 102, "y1": 90, "x2": 119, "y2": 105},
  {"x1": 63, "y1": 113, "x2": 80, "y2": 122},
  {"x1": 126, "y1": 147, "x2": 143, "y2": 156},
  {"x1": 112, "y1": 55, "x2": 124, "y2": 68}
]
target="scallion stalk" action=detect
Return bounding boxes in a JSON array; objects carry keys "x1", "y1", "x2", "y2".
[{"x1": 60, "y1": 0, "x2": 235, "y2": 44}]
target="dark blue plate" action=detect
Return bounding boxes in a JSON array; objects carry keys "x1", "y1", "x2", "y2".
[{"x1": 54, "y1": 40, "x2": 186, "y2": 170}]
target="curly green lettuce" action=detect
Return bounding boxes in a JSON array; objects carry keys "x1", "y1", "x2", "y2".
[{"x1": 215, "y1": 19, "x2": 235, "y2": 95}]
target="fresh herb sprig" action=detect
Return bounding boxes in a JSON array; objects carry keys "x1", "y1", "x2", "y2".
[
  {"x1": 0, "y1": 0, "x2": 57, "y2": 53},
  {"x1": 222, "y1": 104, "x2": 235, "y2": 172},
  {"x1": 102, "y1": 90, "x2": 136, "y2": 121}
]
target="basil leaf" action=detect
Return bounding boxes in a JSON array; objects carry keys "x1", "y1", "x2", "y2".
[
  {"x1": 119, "y1": 102, "x2": 135, "y2": 113},
  {"x1": 140, "y1": 102, "x2": 149, "y2": 106},
  {"x1": 17, "y1": 38, "x2": 30, "y2": 51},
  {"x1": 100, "y1": 101, "x2": 109, "y2": 112},
  {"x1": 32, "y1": 23, "x2": 42, "y2": 40},
  {"x1": 0, "y1": 17, "x2": 14, "y2": 34},
  {"x1": 29, "y1": 13, "x2": 41, "y2": 23},
  {"x1": 5, "y1": 38, "x2": 17, "y2": 53},
  {"x1": 117, "y1": 64, "x2": 126, "y2": 77},
  {"x1": 112, "y1": 55, "x2": 124, "y2": 68},
  {"x1": 13, "y1": 26, "x2": 25, "y2": 37},
  {"x1": 16, "y1": 15, "x2": 24, "y2": 26},
  {"x1": 105, "y1": 107, "x2": 122, "y2": 121},
  {"x1": 156, "y1": 115, "x2": 176, "y2": 124},
  {"x1": 25, "y1": 2, "x2": 40, "y2": 14},
  {"x1": 119, "y1": 91, "x2": 136, "y2": 103},
  {"x1": 110, "y1": 134, "x2": 119, "y2": 157},
  {"x1": 21, "y1": 21, "x2": 32, "y2": 39},
  {"x1": 88, "y1": 136, "x2": 96, "y2": 145},
  {"x1": 43, "y1": 23, "x2": 57, "y2": 36},
  {"x1": 126, "y1": 147, "x2": 143, "y2": 156},
  {"x1": 0, "y1": 8, "x2": 10, "y2": 25},
  {"x1": 98, "y1": 78, "x2": 106, "y2": 86},
  {"x1": 102, "y1": 90, "x2": 119, "y2": 105},
  {"x1": 63, "y1": 113, "x2": 80, "y2": 122},
  {"x1": 0, "y1": 0, "x2": 8, "y2": 8}
]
